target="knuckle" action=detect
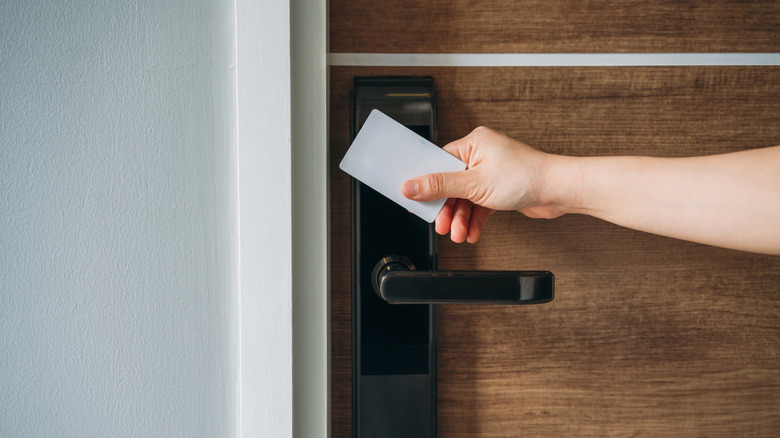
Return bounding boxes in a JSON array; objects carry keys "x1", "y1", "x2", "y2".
[
  {"x1": 471, "y1": 126, "x2": 493, "y2": 138},
  {"x1": 462, "y1": 173, "x2": 481, "y2": 201},
  {"x1": 472, "y1": 126, "x2": 489, "y2": 135},
  {"x1": 427, "y1": 173, "x2": 444, "y2": 195}
]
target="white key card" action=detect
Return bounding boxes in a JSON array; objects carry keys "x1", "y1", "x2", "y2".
[{"x1": 339, "y1": 109, "x2": 466, "y2": 223}]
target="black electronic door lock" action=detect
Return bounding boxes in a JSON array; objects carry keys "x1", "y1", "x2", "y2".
[{"x1": 349, "y1": 77, "x2": 554, "y2": 438}]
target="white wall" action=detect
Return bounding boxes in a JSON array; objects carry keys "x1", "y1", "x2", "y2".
[{"x1": 1, "y1": 0, "x2": 239, "y2": 436}]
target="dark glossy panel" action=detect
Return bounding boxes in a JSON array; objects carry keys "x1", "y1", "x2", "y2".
[{"x1": 351, "y1": 77, "x2": 437, "y2": 437}]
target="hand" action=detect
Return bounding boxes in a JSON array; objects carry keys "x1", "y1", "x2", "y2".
[
  {"x1": 401, "y1": 127, "x2": 566, "y2": 243},
  {"x1": 406, "y1": 127, "x2": 780, "y2": 254}
]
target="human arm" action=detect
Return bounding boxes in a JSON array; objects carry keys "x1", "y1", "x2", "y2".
[{"x1": 401, "y1": 126, "x2": 780, "y2": 255}]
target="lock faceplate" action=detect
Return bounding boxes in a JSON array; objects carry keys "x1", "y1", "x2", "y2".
[
  {"x1": 349, "y1": 76, "x2": 555, "y2": 437},
  {"x1": 351, "y1": 77, "x2": 438, "y2": 438}
]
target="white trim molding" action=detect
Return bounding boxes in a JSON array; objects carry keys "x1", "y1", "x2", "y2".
[
  {"x1": 236, "y1": 0, "x2": 293, "y2": 436},
  {"x1": 292, "y1": 0, "x2": 329, "y2": 437},
  {"x1": 328, "y1": 52, "x2": 780, "y2": 67}
]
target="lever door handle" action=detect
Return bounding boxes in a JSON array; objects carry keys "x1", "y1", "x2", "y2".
[{"x1": 372, "y1": 256, "x2": 554, "y2": 305}]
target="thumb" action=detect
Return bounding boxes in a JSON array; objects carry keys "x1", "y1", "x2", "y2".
[{"x1": 402, "y1": 170, "x2": 471, "y2": 202}]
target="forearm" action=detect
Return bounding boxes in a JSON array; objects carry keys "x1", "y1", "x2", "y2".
[{"x1": 544, "y1": 146, "x2": 780, "y2": 255}]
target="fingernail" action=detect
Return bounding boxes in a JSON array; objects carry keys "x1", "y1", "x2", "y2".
[{"x1": 402, "y1": 180, "x2": 418, "y2": 197}]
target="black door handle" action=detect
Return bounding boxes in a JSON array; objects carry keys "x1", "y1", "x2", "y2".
[{"x1": 372, "y1": 255, "x2": 554, "y2": 304}]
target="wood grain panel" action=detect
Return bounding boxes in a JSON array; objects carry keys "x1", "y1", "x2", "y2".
[
  {"x1": 330, "y1": 1, "x2": 780, "y2": 54},
  {"x1": 329, "y1": 66, "x2": 780, "y2": 437}
]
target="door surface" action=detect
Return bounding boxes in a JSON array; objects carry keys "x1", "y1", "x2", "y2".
[{"x1": 329, "y1": 2, "x2": 780, "y2": 436}]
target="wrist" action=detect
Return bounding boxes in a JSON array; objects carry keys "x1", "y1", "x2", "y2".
[{"x1": 535, "y1": 153, "x2": 586, "y2": 216}]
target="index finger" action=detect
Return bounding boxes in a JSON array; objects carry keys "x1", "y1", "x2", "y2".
[
  {"x1": 442, "y1": 136, "x2": 469, "y2": 160},
  {"x1": 442, "y1": 128, "x2": 481, "y2": 167}
]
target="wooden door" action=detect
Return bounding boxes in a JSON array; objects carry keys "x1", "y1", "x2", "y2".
[{"x1": 330, "y1": 2, "x2": 780, "y2": 436}]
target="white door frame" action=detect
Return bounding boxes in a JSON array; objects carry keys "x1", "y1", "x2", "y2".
[
  {"x1": 238, "y1": 0, "x2": 329, "y2": 436},
  {"x1": 291, "y1": 0, "x2": 329, "y2": 437}
]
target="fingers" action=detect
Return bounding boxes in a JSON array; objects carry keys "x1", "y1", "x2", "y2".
[
  {"x1": 433, "y1": 200, "x2": 494, "y2": 244},
  {"x1": 441, "y1": 126, "x2": 489, "y2": 163},
  {"x1": 466, "y1": 205, "x2": 493, "y2": 243},
  {"x1": 441, "y1": 134, "x2": 473, "y2": 162},
  {"x1": 402, "y1": 170, "x2": 472, "y2": 202},
  {"x1": 402, "y1": 128, "x2": 485, "y2": 203},
  {"x1": 435, "y1": 198, "x2": 456, "y2": 236},
  {"x1": 405, "y1": 128, "x2": 498, "y2": 242},
  {"x1": 450, "y1": 199, "x2": 473, "y2": 243}
]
